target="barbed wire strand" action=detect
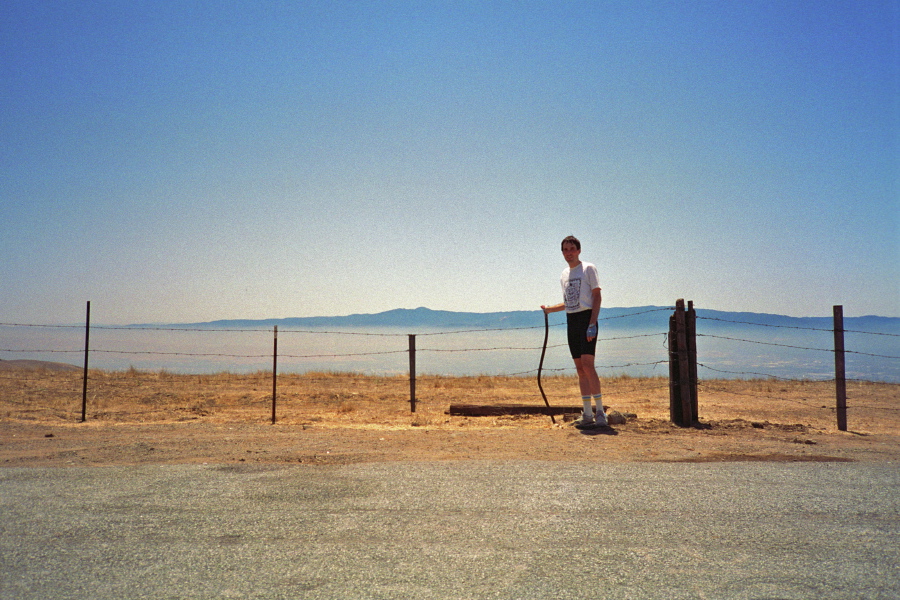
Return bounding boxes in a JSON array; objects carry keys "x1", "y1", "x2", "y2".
[
  {"x1": 696, "y1": 334, "x2": 900, "y2": 359},
  {"x1": 698, "y1": 382, "x2": 900, "y2": 413},
  {"x1": 697, "y1": 383, "x2": 832, "y2": 411},
  {"x1": 696, "y1": 316, "x2": 900, "y2": 337},
  {"x1": 0, "y1": 330, "x2": 669, "y2": 361},
  {"x1": 697, "y1": 363, "x2": 831, "y2": 382},
  {"x1": 697, "y1": 363, "x2": 895, "y2": 387}
]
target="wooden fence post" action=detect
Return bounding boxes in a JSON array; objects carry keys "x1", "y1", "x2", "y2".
[
  {"x1": 81, "y1": 300, "x2": 90, "y2": 423},
  {"x1": 676, "y1": 300, "x2": 693, "y2": 425},
  {"x1": 668, "y1": 311, "x2": 678, "y2": 422},
  {"x1": 271, "y1": 326, "x2": 278, "y2": 424},
  {"x1": 408, "y1": 334, "x2": 416, "y2": 413},
  {"x1": 669, "y1": 299, "x2": 696, "y2": 426},
  {"x1": 833, "y1": 305, "x2": 847, "y2": 431},
  {"x1": 687, "y1": 300, "x2": 698, "y2": 422}
]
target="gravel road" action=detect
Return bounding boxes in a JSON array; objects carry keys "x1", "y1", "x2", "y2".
[{"x1": 2, "y1": 462, "x2": 898, "y2": 599}]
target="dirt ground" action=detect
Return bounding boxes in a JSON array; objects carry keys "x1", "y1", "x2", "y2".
[{"x1": 1, "y1": 369, "x2": 898, "y2": 466}]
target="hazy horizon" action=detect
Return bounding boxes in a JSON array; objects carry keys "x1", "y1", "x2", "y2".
[
  {"x1": 7, "y1": 304, "x2": 900, "y2": 328},
  {"x1": 3, "y1": 316, "x2": 897, "y2": 382}
]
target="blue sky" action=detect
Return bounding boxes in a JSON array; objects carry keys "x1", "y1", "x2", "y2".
[{"x1": 1, "y1": 1, "x2": 897, "y2": 324}]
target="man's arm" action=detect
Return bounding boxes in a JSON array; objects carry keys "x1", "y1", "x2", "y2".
[
  {"x1": 541, "y1": 303, "x2": 565, "y2": 314},
  {"x1": 586, "y1": 288, "x2": 602, "y2": 340},
  {"x1": 589, "y1": 287, "x2": 602, "y2": 324}
]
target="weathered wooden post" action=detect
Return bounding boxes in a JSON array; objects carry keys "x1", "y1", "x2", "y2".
[
  {"x1": 833, "y1": 305, "x2": 847, "y2": 431},
  {"x1": 271, "y1": 326, "x2": 278, "y2": 424},
  {"x1": 81, "y1": 300, "x2": 90, "y2": 423},
  {"x1": 408, "y1": 334, "x2": 416, "y2": 413},
  {"x1": 669, "y1": 299, "x2": 695, "y2": 426},
  {"x1": 668, "y1": 311, "x2": 679, "y2": 422},
  {"x1": 687, "y1": 300, "x2": 698, "y2": 422}
]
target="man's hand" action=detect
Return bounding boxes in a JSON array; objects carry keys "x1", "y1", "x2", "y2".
[
  {"x1": 586, "y1": 323, "x2": 597, "y2": 341},
  {"x1": 541, "y1": 304, "x2": 563, "y2": 315}
]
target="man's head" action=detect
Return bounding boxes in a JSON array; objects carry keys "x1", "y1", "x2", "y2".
[
  {"x1": 561, "y1": 236, "x2": 582, "y2": 267},
  {"x1": 561, "y1": 235, "x2": 581, "y2": 251}
]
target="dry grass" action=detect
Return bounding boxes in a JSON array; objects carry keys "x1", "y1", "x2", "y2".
[{"x1": 1, "y1": 368, "x2": 897, "y2": 434}]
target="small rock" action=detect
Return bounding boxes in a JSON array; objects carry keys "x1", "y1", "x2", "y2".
[
  {"x1": 793, "y1": 438, "x2": 817, "y2": 445},
  {"x1": 607, "y1": 411, "x2": 628, "y2": 425}
]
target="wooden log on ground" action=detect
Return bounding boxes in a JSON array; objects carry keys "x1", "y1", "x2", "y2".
[{"x1": 448, "y1": 404, "x2": 581, "y2": 417}]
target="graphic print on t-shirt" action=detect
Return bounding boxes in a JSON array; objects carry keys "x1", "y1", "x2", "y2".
[{"x1": 564, "y1": 278, "x2": 582, "y2": 312}]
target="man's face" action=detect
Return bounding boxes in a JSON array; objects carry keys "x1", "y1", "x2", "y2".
[{"x1": 561, "y1": 242, "x2": 581, "y2": 266}]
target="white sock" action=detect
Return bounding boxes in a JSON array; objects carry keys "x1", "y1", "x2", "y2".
[
  {"x1": 593, "y1": 394, "x2": 605, "y2": 416},
  {"x1": 582, "y1": 397, "x2": 593, "y2": 420}
]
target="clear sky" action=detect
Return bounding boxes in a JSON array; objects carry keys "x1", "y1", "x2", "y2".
[{"x1": 2, "y1": 1, "x2": 897, "y2": 324}]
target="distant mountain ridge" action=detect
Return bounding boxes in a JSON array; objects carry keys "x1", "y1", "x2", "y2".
[
  {"x1": 0, "y1": 359, "x2": 82, "y2": 372},
  {"x1": 148, "y1": 306, "x2": 900, "y2": 332}
]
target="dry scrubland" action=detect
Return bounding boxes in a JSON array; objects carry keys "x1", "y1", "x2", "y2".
[
  {"x1": 1, "y1": 368, "x2": 898, "y2": 465},
  {"x1": 4, "y1": 369, "x2": 676, "y2": 427},
  {"x1": 0, "y1": 368, "x2": 896, "y2": 430}
]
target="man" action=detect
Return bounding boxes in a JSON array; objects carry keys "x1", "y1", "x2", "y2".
[{"x1": 541, "y1": 235, "x2": 607, "y2": 428}]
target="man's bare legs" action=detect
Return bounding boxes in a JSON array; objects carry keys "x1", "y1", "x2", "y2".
[
  {"x1": 574, "y1": 354, "x2": 601, "y2": 396},
  {"x1": 574, "y1": 354, "x2": 606, "y2": 425}
]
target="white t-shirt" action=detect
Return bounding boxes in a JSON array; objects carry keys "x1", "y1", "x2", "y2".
[{"x1": 561, "y1": 262, "x2": 601, "y2": 313}]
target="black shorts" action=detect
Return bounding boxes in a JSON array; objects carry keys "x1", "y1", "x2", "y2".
[{"x1": 566, "y1": 309, "x2": 598, "y2": 359}]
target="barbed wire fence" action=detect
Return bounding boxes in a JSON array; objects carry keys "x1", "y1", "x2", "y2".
[
  {"x1": 0, "y1": 305, "x2": 675, "y2": 422},
  {"x1": 1, "y1": 302, "x2": 897, "y2": 426},
  {"x1": 689, "y1": 304, "x2": 900, "y2": 431}
]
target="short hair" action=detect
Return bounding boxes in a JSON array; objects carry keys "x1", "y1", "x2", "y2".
[{"x1": 561, "y1": 235, "x2": 581, "y2": 251}]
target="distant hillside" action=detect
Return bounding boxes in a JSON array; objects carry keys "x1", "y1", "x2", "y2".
[
  {"x1": 0, "y1": 359, "x2": 81, "y2": 372},
  {"x1": 169, "y1": 306, "x2": 674, "y2": 330},
  {"x1": 173, "y1": 307, "x2": 559, "y2": 329},
  {"x1": 147, "y1": 306, "x2": 900, "y2": 332}
]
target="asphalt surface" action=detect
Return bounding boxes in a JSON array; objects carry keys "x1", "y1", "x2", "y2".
[{"x1": 1, "y1": 461, "x2": 898, "y2": 599}]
